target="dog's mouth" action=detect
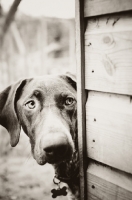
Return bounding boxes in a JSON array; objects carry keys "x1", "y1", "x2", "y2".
[
  {"x1": 46, "y1": 157, "x2": 69, "y2": 164},
  {"x1": 45, "y1": 149, "x2": 73, "y2": 164},
  {"x1": 33, "y1": 131, "x2": 75, "y2": 165},
  {"x1": 35, "y1": 153, "x2": 72, "y2": 165}
]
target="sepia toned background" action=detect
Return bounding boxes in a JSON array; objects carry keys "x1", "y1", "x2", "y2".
[{"x1": 0, "y1": 1, "x2": 75, "y2": 199}]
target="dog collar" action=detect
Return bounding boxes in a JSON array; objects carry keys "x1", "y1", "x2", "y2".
[{"x1": 55, "y1": 166, "x2": 79, "y2": 184}]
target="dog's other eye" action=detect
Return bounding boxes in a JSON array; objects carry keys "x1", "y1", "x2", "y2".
[
  {"x1": 65, "y1": 97, "x2": 75, "y2": 106},
  {"x1": 25, "y1": 100, "x2": 36, "y2": 109}
]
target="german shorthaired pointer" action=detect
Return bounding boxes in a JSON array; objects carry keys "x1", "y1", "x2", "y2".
[{"x1": 0, "y1": 74, "x2": 79, "y2": 200}]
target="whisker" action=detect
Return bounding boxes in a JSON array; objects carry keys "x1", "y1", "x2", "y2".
[{"x1": 24, "y1": 153, "x2": 32, "y2": 165}]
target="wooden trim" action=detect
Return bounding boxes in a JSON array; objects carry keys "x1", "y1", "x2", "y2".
[
  {"x1": 84, "y1": 0, "x2": 132, "y2": 17},
  {"x1": 75, "y1": 0, "x2": 87, "y2": 200}
]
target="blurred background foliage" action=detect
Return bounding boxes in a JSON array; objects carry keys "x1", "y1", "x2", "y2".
[
  {"x1": 0, "y1": 12, "x2": 75, "y2": 91},
  {"x1": 0, "y1": 1, "x2": 75, "y2": 200}
]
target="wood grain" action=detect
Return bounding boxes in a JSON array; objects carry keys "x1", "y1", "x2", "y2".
[
  {"x1": 75, "y1": 0, "x2": 87, "y2": 200},
  {"x1": 87, "y1": 161, "x2": 132, "y2": 200},
  {"x1": 85, "y1": 13, "x2": 132, "y2": 95},
  {"x1": 84, "y1": 0, "x2": 132, "y2": 17},
  {"x1": 86, "y1": 91, "x2": 132, "y2": 173}
]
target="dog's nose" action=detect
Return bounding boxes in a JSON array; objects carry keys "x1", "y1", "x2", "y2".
[
  {"x1": 43, "y1": 143, "x2": 67, "y2": 156},
  {"x1": 42, "y1": 134, "x2": 69, "y2": 160},
  {"x1": 41, "y1": 133, "x2": 73, "y2": 164}
]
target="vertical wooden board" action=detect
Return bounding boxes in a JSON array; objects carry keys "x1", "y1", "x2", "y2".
[
  {"x1": 87, "y1": 162, "x2": 132, "y2": 200},
  {"x1": 75, "y1": 0, "x2": 87, "y2": 200},
  {"x1": 85, "y1": 13, "x2": 132, "y2": 95},
  {"x1": 86, "y1": 91, "x2": 132, "y2": 173},
  {"x1": 84, "y1": 0, "x2": 132, "y2": 17}
]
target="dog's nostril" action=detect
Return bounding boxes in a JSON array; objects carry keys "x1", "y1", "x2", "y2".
[
  {"x1": 44, "y1": 146, "x2": 54, "y2": 154},
  {"x1": 43, "y1": 144, "x2": 67, "y2": 156}
]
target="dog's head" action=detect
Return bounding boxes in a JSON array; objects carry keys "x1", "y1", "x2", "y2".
[{"x1": 0, "y1": 74, "x2": 77, "y2": 165}]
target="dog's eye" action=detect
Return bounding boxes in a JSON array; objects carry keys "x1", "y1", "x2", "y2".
[
  {"x1": 65, "y1": 97, "x2": 74, "y2": 106},
  {"x1": 25, "y1": 100, "x2": 35, "y2": 109}
]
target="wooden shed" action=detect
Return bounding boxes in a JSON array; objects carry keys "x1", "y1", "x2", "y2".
[{"x1": 76, "y1": 0, "x2": 132, "y2": 199}]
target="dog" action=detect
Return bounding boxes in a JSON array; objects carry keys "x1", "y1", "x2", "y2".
[{"x1": 0, "y1": 74, "x2": 79, "y2": 200}]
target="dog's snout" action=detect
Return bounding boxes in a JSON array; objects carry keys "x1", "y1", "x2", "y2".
[
  {"x1": 44, "y1": 143, "x2": 67, "y2": 156},
  {"x1": 41, "y1": 133, "x2": 72, "y2": 163}
]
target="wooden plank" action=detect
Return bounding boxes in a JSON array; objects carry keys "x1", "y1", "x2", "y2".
[
  {"x1": 85, "y1": 13, "x2": 132, "y2": 95},
  {"x1": 86, "y1": 91, "x2": 132, "y2": 174},
  {"x1": 87, "y1": 161, "x2": 132, "y2": 200},
  {"x1": 84, "y1": 0, "x2": 132, "y2": 17},
  {"x1": 75, "y1": 0, "x2": 87, "y2": 200}
]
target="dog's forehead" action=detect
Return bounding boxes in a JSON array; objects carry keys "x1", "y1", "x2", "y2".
[
  {"x1": 30, "y1": 76, "x2": 70, "y2": 91},
  {"x1": 22, "y1": 75, "x2": 75, "y2": 98}
]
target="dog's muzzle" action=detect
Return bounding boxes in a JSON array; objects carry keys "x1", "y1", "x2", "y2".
[{"x1": 41, "y1": 133, "x2": 73, "y2": 164}]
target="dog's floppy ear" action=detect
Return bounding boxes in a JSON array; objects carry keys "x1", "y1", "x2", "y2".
[
  {"x1": 61, "y1": 72, "x2": 76, "y2": 90},
  {"x1": 0, "y1": 79, "x2": 28, "y2": 147}
]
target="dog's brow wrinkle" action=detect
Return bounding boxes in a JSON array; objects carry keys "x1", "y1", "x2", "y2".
[{"x1": 43, "y1": 103, "x2": 56, "y2": 107}]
